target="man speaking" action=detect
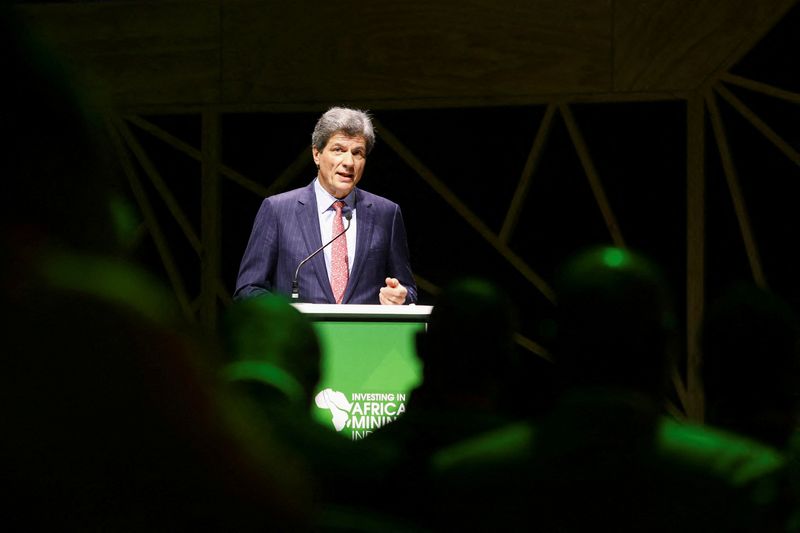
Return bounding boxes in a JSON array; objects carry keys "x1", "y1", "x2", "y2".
[{"x1": 234, "y1": 107, "x2": 417, "y2": 305}]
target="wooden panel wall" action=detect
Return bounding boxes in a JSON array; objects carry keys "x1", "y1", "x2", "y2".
[
  {"x1": 16, "y1": 1, "x2": 221, "y2": 107},
  {"x1": 222, "y1": 0, "x2": 612, "y2": 107},
  {"x1": 614, "y1": 0, "x2": 797, "y2": 92},
  {"x1": 15, "y1": 0, "x2": 795, "y2": 110}
]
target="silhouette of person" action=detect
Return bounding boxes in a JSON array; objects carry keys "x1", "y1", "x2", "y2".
[
  {"x1": 432, "y1": 247, "x2": 789, "y2": 532},
  {"x1": 374, "y1": 277, "x2": 519, "y2": 447},
  {"x1": 365, "y1": 277, "x2": 523, "y2": 526},
  {"x1": 701, "y1": 282, "x2": 800, "y2": 527},
  {"x1": 701, "y1": 282, "x2": 800, "y2": 449},
  {"x1": 1, "y1": 7, "x2": 310, "y2": 529},
  {"x1": 222, "y1": 293, "x2": 322, "y2": 410},
  {"x1": 220, "y1": 294, "x2": 402, "y2": 529}
]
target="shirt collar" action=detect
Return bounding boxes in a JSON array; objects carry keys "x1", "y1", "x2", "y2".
[{"x1": 313, "y1": 178, "x2": 356, "y2": 214}]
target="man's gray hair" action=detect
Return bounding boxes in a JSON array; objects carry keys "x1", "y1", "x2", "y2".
[{"x1": 311, "y1": 107, "x2": 376, "y2": 154}]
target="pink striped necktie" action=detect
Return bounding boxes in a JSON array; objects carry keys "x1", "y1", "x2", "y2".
[{"x1": 331, "y1": 200, "x2": 349, "y2": 304}]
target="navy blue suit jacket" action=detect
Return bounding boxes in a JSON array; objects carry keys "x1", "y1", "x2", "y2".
[{"x1": 234, "y1": 181, "x2": 417, "y2": 304}]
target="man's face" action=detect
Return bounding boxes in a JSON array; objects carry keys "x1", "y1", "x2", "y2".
[{"x1": 313, "y1": 133, "x2": 367, "y2": 199}]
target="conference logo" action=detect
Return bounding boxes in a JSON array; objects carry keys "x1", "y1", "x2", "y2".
[{"x1": 314, "y1": 388, "x2": 407, "y2": 440}]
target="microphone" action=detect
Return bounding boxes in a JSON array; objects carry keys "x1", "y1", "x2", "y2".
[{"x1": 291, "y1": 206, "x2": 352, "y2": 300}]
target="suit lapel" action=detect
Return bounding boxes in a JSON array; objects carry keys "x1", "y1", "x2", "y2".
[
  {"x1": 343, "y1": 188, "x2": 374, "y2": 303},
  {"x1": 296, "y1": 183, "x2": 335, "y2": 303}
]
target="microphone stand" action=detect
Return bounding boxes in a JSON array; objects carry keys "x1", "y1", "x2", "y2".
[{"x1": 291, "y1": 210, "x2": 352, "y2": 301}]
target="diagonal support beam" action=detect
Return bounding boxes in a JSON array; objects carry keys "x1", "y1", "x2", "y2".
[
  {"x1": 116, "y1": 117, "x2": 202, "y2": 254},
  {"x1": 715, "y1": 83, "x2": 800, "y2": 167},
  {"x1": 559, "y1": 103, "x2": 626, "y2": 248},
  {"x1": 705, "y1": 88, "x2": 767, "y2": 289},
  {"x1": 513, "y1": 333, "x2": 553, "y2": 362},
  {"x1": 125, "y1": 114, "x2": 272, "y2": 198},
  {"x1": 500, "y1": 103, "x2": 556, "y2": 244},
  {"x1": 720, "y1": 73, "x2": 800, "y2": 105},
  {"x1": 126, "y1": 114, "x2": 313, "y2": 200},
  {"x1": 105, "y1": 114, "x2": 194, "y2": 320},
  {"x1": 374, "y1": 119, "x2": 556, "y2": 304},
  {"x1": 263, "y1": 146, "x2": 314, "y2": 198}
]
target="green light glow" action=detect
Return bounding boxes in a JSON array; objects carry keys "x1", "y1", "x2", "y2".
[
  {"x1": 39, "y1": 251, "x2": 176, "y2": 322},
  {"x1": 223, "y1": 361, "x2": 305, "y2": 404},
  {"x1": 602, "y1": 248, "x2": 627, "y2": 268},
  {"x1": 311, "y1": 321, "x2": 423, "y2": 439},
  {"x1": 432, "y1": 422, "x2": 534, "y2": 471},
  {"x1": 658, "y1": 418, "x2": 784, "y2": 485},
  {"x1": 109, "y1": 195, "x2": 140, "y2": 249}
]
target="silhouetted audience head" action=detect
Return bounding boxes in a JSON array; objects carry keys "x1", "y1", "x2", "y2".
[
  {"x1": 3, "y1": 293, "x2": 310, "y2": 530},
  {"x1": 222, "y1": 294, "x2": 321, "y2": 408},
  {"x1": 1, "y1": 5, "x2": 128, "y2": 258},
  {"x1": 430, "y1": 251, "x2": 790, "y2": 533},
  {"x1": 554, "y1": 246, "x2": 675, "y2": 396},
  {"x1": 1, "y1": 9, "x2": 310, "y2": 529},
  {"x1": 415, "y1": 277, "x2": 517, "y2": 403},
  {"x1": 701, "y1": 282, "x2": 800, "y2": 447}
]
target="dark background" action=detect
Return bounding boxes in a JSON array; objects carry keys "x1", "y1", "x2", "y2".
[
  {"x1": 12, "y1": 1, "x2": 799, "y2": 417},
  {"x1": 124, "y1": 3, "x2": 800, "y2": 355}
]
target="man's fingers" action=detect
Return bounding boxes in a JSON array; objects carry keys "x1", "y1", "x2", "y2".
[{"x1": 379, "y1": 285, "x2": 405, "y2": 305}]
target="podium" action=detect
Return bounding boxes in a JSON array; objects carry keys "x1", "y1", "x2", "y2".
[{"x1": 293, "y1": 304, "x2": 432, "y2": 441}]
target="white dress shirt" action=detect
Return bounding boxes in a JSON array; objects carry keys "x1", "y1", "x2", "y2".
[{"x1": 313, "y1": 178, "x2": 357, "y2": 284}]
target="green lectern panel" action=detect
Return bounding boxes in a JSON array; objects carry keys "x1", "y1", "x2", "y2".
[{"x1": 311, "y1": 320, "x2": 424, "y2": 441}]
